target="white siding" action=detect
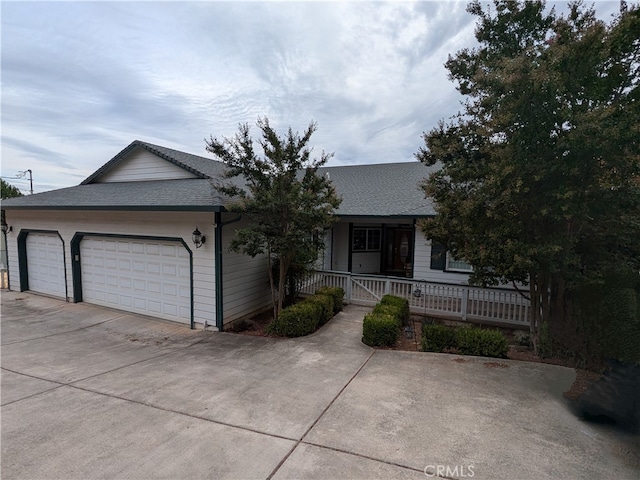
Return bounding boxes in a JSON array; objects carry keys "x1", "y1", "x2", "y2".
[
  {"x1": 5, "y1": 210, "x2": 217, "y2": 327},
  {"x1": 96, "y1": 148, "x2": 198, "y2": 183},
  {"x1": 413, "y1": 228, "x2": 472, "y2": 284},
  {"x1": 221, "y1": 215, "x2": 271, "y2": 324},
  {"x1": 331, "y1": 222, "x2": 349, "y2": 271}
]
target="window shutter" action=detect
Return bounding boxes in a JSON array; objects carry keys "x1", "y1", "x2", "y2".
[{"x1": 430, "y1": 242, "x2": 446, "y2": 270}]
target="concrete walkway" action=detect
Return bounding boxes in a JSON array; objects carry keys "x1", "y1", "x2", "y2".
[{"x1": 1, "y1": 291, "x2": 638, "y2": 479}]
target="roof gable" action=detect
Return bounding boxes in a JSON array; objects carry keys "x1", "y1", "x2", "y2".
[
  {"x1": 82, "y1": 140, "x2": 226, "y2": 184},
  {"x1": 94, "y1": 146, "x2": 199, "y2": 183}
]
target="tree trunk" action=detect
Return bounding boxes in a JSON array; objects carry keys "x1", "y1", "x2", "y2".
[
  {"x1": 529, "y1": 278, "x2": 541, "y2": 354},
  {"x1": 276, "y1": 255, "x2": 292, "y2": 319},
  {"x1": 547, "y1": 275, "x2": 579, "y2": 362},
  {"x1": 267, "y1": 249, "x2": 278, "y2": 323}
]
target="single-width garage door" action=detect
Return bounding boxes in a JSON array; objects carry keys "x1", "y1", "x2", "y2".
[
  {"x1": 80, "y1": 237, "x2": 191, "y2": 323},
  {"x1": 26, "y1": 233, "x2": 66, "y2": 298}
]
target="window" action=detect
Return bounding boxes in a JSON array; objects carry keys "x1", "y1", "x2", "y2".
[
  {"x1": 352, "y1": 228, "x2": 381, "y2": 251},
  {"x1": 446, "y1": 253, "x2": 473, "y2": 272}
]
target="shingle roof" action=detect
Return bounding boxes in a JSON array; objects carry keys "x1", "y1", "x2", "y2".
[
  {"x1": 2, "y1": 140, "x2": 437, "y2": 216},
  {"x1": 320, "y1": 162, "x2": 437, "y2": 217},
  {"x1": 0, "y1": 179, "x2": 227, "y2": 211}
]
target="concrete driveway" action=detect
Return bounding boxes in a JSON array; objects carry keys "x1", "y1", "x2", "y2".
[{"x1": 1, "y1": 291, "x2": 638, "y2": 479}]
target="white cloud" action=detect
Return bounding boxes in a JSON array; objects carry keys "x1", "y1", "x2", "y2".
[{"x1": 0, "y1": 0, "x2": 625, "y2": 191}]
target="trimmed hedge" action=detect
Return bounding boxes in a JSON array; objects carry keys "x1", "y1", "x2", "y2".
[
  {"x1": 316, "y1": 287, "x2": 345, "y2": 314},
  {"x1": 267, "y1": 300, "x2": 322, "y2": 337},
  {"x1": 268, "y1": 289, "x2": 343, "y2": 337},
  {"x1": 380, "y1": 295, "x2": 410, "y2": 326},
  {"x1": 456, "y1": 328, "x2": 508, "y2": 357},
  {"x1": 421, "y1": 324, "x2": 457, "y2": 353},
  {"x1": 308, "y1": 293, "x2": 335, "y2": 326},
  {"x1": 361, "y1": 295, "x2": 407, "y2": 347},
  {"x1": 363, "y1": 312, "x2": 399, "y2": 347},
  {"x1": 421, "y1": 324, "x2": 508, "y2": 358}
]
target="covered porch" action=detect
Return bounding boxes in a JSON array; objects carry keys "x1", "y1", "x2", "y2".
[{"x1": 321, "y1": 219, "x2": 418, "y2": 278}]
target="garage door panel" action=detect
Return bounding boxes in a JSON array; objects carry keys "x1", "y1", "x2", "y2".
[
  {"x1": 147, "y1": 263, "x2": 161, "y2": 275},
  {"x1": 146, "y1": 244, "x2": 160, "y2": 255},
  {"x1": 81, "y1": 237, "x2": 190, "y2": 323},
  {"x1": 133, "y1": 279, "x2": 146, "y2": 291},
  {"x1": 148, "y1": 281, "x2": 161, "y2": 294},
  {"x1": 26, "y1": 233, "x2": 66, "y2": 298}
]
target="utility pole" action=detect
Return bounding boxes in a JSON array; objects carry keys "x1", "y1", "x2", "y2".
[{"x1": 18, "y1": 169, "x2": 33, "y2": 194}]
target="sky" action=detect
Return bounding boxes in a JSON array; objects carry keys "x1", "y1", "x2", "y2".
[{"x1": 1, "y1": 1, "x2": 624, "y2": 194}]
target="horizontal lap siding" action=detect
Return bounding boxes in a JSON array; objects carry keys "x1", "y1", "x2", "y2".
[
  {"x1": 221, "y1": 217, "x2": 271, "y2": 324},
  {"x1": 5, "y1": 211, "x2": 216, "y2": 326},
  {"x1": 331, "y1": 222, "x2": 349, "y2": 271},
  {"x1": 413, "y1": 229, "x2": 472, "y2": 284},
  {"x1": 97, "y1": 149, "x2": 197, "y2": 182}
]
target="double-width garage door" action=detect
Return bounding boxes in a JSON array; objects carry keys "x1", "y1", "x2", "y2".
[
  {"x1": 80, "y1": 237, "x2": 191, "y2": 323},
  {"x1": 26, "y1": 233, "x2": 66, "y2": 298}
]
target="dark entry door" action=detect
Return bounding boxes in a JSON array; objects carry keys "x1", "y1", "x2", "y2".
[{"x1": 384, "y1": 229, "x2": 413, "y2": 276}]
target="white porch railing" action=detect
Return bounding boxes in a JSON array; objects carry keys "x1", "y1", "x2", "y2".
[{"x1": 302, "y1": 270, "x2": 530, "y2": 328}]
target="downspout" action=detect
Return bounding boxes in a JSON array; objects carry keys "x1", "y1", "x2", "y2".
[
  {"x1": 1, "y1": 210, "x2": 9, "y2": 290},
  {"x1": 212, "y1": 212, "x2": 242, "y2": 331},
  {"x1": 348, "y1": 222, "x2": 353, "y2": 272}
]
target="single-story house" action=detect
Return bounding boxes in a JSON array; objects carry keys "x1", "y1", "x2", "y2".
[{"x1": 1, "y1": 140, "x2": 474, "y2": 330}]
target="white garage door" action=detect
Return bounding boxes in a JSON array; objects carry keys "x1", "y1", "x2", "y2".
[
  {"x1": 80, "y1": 237, "x2": 191, "y2": 323},
  {"x1": 26, "y1": 233, "x2": 66, "y2": 298}
]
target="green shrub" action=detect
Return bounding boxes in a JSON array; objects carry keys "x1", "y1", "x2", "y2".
[
  {"x1": 421, "y1": 324, "x2": 457, "y2": 353},
  {"x1": 421, "y1": 324, "x2": 508, "y2": 358},
  {"x1": 308, "y1": 294, "x2": 335, "y2": 326},
  {"x1": 455, "y1": 328, "x2": 508, "y2": 358},
  {"x1": 362, "y1": 312, "x2": 399, "y2": 347},
  {"x1": 372, "y1": 303, "x2": 402, "y2": 323},
  {"x1": 380, "y1": 295, "x2": 410, "y2": 326},
  {"x1": 268, "y1": 301, "x2": 322, "y2": 337},
  {"x1": 316, "y1": 287, "x2": 345, "y2": 314}
]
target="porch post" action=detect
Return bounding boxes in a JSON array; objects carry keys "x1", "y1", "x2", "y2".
[{"x1": 345, "y1": 272, "x2": 352, "y2": 304}]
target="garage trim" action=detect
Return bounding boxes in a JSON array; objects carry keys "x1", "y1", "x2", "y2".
[
  {"x1": 17, "y1": 229, "x2": 68, "y2": 299},
  {"x1": 70, "y1": 233, "x2": 195, "y2": 329}
]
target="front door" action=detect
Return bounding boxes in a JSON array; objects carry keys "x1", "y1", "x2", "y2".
[{"x1": 384, "y1": 228, "x2": 413, "y2": 277}]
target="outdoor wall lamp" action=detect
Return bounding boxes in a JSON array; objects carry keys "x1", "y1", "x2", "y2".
[
  {"x1": 0, "y1": 215, "x2": 13, "y2": 235},
  {"x1": 192, "y1": 227, "x2": 206, "y2": 248}
]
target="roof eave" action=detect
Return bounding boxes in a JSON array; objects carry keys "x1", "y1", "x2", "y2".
[{"x1": 1, "y1": 205, "x2": 224, "y2": 212}]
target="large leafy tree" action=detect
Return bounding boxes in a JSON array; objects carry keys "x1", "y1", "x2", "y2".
[
  {"x1": 206, "y1": 118, "x2": 341, "y2": 320},
  {"x1": 416, "y1": 1, "x2": 640, "y2": 354},
  {"x1": 1, "y1": 179, "x2": 23, "y2": 199}
]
